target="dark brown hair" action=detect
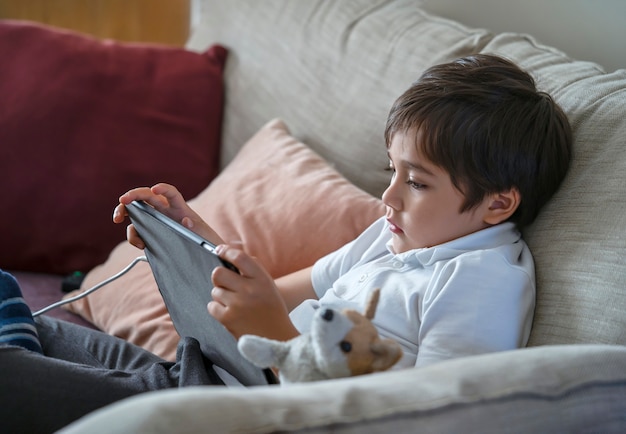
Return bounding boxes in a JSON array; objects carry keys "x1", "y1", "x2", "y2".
[{"x1": 384, "y1": 54, "x2": 572, "y2": 228}]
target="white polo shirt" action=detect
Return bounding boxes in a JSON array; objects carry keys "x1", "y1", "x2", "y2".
[{"x1": 289, "y1": 217, "x2": 535, "y2": 368}]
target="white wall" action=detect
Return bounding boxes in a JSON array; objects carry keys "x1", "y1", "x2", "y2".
[{"x1": 420, "y1": 0, "x2": 626, "y2": 72}]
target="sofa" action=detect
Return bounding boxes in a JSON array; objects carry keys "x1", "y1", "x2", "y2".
[{"x1": 2, "y1": 0, "x2": 625, "y2": 432}]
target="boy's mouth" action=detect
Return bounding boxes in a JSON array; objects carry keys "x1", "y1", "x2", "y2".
[{"x1": 387, "y1": 219, "x2": 404, "y2": 234}]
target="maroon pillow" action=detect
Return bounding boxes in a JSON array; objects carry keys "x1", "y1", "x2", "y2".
[{"x1": 0, "y1": 21, "x2": 227, "y2": 274}]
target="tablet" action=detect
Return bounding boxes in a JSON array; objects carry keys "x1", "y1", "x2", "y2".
[{"x1": 125, "y1": 200, "x2": 269, "y2": 386}]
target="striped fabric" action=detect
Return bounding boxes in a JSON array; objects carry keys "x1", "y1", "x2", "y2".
[{"x1": 0, "y1": 271, "x2": 42, "y2": 353}]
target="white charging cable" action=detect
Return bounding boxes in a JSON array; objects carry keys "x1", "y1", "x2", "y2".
[{"x1": 32, "y1": 256, "x2": 148, "y2": 318}]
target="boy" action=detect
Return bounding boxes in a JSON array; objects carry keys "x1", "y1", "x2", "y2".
[{"x1": 0, "y1": 54, "x2": 572, "y2": 431}]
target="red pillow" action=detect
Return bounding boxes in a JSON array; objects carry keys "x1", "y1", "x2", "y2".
[{"x1": 0, "y1": 21, "x2": 227, "y2": 274}]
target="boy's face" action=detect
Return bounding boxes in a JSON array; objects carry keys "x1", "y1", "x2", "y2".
[{"x1": 383, "y1": 130, "x2": 492, "y2": 253}]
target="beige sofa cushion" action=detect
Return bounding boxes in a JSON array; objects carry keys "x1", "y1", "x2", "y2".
[
  {"x1": 59, "y1": 344, "x2": 626, "y2": 433},
  {"x1": 188, "y1": 0, "x2": 493, "y2": 197},
  {"x1": 479, "y1": 34, "x2": 626, "y2": 346}
]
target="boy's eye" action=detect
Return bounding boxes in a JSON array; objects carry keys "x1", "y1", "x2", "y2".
[
  {"x1": 407, "y1": 179, "x2": 427, "y2": 190},
  {"x1": 384, "y1": 164, "x2": 396, "y2": 179}
]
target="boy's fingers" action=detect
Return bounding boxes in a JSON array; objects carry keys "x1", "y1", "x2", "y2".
[
  {"x1": 112, "y1": 203, "x2": 126, "y2": 223},
  {"x1": 207, "y1": 299, "x2": 226, "y2": 320},
  {"x1": 210, "y1": 286, "x2": 235, "y2": 307},
  {"x1": 215, "y1": 245, "x2": 259, "y2": 279},
  {"x1": 119, "y1": 186, "x2": 170, "y2": 212},
  {"x1": 150, "y1": 182, "x2": 177, "y2": 196},
  {"x1": 118, "y1": 187, "x2": 153, "y2": 203},
  {"x1": 211, "y1": 266, "x2": 242, "y2": 297},
  {"x1": 126, "y1": 224, "x2": 145, "y2": 249},
  {"x1": 150, "y1": 183, "x2": 187, "y2": 209}
]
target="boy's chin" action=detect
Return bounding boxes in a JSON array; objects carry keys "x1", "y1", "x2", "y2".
[
  {"x1": 390, "y1": 237, "x2": 411, "y2": 254},
  {"x1": 391, "y1": 234, "x2": 428, "y2": 253}
]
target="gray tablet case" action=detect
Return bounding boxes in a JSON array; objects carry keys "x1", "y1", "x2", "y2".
[{"x1": 126, "y1": 200, "x2": 269, "y2": 386}]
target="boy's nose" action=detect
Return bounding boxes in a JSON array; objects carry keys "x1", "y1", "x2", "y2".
[{"x1": 382, "y1": 179, "x2": 402, "y2": 211}]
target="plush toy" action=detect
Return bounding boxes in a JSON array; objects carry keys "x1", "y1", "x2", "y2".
[{"x1": 237, "y1": 288, "x2": 403, "y2": 384}]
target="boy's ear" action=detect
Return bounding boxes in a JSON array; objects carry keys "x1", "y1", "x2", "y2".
[{"x1": 483, "y1": 188, "x2": 521, "y2": 225}]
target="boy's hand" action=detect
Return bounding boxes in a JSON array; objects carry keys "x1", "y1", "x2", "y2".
[
  {"x1": 209, "y1": 244, "x2": 300, "y2": 341},
  {"x1": 113, "y1": 183, "x2": 223, "y2": 249}
]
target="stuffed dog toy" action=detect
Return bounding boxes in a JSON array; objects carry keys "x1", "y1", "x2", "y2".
[{"x1": 238, "y1": 288, "x2": 402, "y2": 384}]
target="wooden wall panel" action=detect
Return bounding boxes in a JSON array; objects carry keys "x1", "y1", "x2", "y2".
[{"x1": 0, "y1": 0, "x2": 190, "y2": 46}]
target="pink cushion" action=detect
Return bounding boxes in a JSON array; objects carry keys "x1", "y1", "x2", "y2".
[
  {"x1": 64, "y1": 119, "x2": 385, "y2": 360},
  {"x1": 0, "y1": 21, "x2": 227, "y2": 274}
]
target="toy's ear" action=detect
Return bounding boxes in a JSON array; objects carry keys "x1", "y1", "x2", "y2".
[
  {"x1": 364, "y1": 287, "x2": 381, "y2": 319},
  {"x1": 370, "y1": 339, "x2": 403, "y2": 372},
  {"x1": 237, "y1": 335, "x2": 287, "y2": 369}
]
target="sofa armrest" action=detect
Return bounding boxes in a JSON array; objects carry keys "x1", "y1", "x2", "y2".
[{"x1": 60, "y1": 344, "x2": 626, "y2": 433}]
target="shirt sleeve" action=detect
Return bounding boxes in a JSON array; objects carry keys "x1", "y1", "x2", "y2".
[
  {"x1": 415, "y1": 244, "x2": 535, "y2": 368},
  {"x1": 311, "y1": 217, "x2": 389, "y2": 299}
]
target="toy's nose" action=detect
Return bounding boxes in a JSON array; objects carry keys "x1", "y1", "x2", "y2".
[{"x1": 321, "y1": 309, "x2": 334, "y2": 321}]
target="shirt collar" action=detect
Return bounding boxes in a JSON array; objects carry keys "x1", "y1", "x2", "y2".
[{"x1": 386, "y1": 222, "x2": 521, "y2": 266}]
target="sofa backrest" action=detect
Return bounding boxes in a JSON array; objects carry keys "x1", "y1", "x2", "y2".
[
  {"x1": 188, "y1": 0, "x2": 626, "y2": 347},
  {"x1": 419, "y1": 0, "x2": 626, "y2": 73}
]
